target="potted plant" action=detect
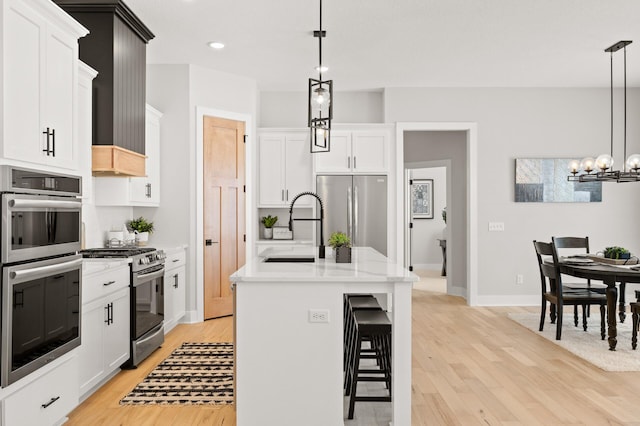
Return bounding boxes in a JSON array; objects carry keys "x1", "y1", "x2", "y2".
[
  {"x1": 604, "y1": 246, "x2": 631, "y2": 260},
  {"x1": 128, "y1": 216, "x2": 154, "y2": 246},
  {"x1": 328, "y1": 231, "x2": 352, "y2": 263},
  {"x1": 261, "y1": 215, "x2": 278, "y2": 239}
]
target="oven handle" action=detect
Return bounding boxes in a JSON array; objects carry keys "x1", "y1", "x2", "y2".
[
  {"x1": 133, "y1": 267, "x2": 165, "y2": 286},
  {"x1": 9, "y1": 199, "x2": 81, "y2": 210},
  {"x1": 10, "y1": 258, "x2": 82, "y2": 281}
]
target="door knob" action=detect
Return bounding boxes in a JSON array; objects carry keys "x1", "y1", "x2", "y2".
[{"x1": 205, "y1": 239, "x2": 219, "y2": 246}]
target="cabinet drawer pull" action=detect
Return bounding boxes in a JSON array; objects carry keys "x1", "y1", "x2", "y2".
[
  {"x1": 347, "y1": 156, "x2": 350, "y2": 168},
  {"x1": 103, "y1": 280, "x2": 116, "y2": 286},
  {"x1": 172, "y1": 259, "x2": 180, "y2": 263},
  {"x1": 42, "y1": 396, "x2": 60, "y2": 409},
  {"x1": 353, "y1": 156, "x2": 356, "y2": 169}
]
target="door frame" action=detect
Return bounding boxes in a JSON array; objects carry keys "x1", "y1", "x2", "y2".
[
  {"x1": 395, "y1": 122, "x2": 478, "y2": 305},
  {"x1": 195, "y1": 107, "x2": 253, "y2": 322}
]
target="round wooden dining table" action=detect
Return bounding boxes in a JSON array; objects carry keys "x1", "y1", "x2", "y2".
[{"x1": 559, "y1": 261, "x2": 640, "y2": 350}]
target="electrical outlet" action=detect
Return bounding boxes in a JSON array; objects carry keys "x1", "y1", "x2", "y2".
[
  {"x1": 488, "y1": 222, "x2": 505, "y2": 232},
  {"x1": 308, "y1": 309, "x2": 330, "y2": 323},
  {"x1": 516, "y1": 274, "x2": 524, "y2": 285}
]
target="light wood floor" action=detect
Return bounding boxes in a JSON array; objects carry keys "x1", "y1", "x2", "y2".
[{"x1": 68, "y1": 289, "x2": 640, "y2": 425}]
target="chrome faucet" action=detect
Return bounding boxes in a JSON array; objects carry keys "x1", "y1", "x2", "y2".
[{"x1": 289, "y1": 192, "x2": 325, "y2": 259}]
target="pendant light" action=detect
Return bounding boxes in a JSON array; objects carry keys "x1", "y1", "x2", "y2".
[
  {"x1": 569, "y1": 40, "x2": 640, "y2": 182},
  {"x1": 308, "y1": 0, "x2": 333, "y2": 153}
]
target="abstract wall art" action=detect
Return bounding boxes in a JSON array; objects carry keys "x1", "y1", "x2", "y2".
[{"x1": 515, "y1": 158, "x2": 602, "y2": 203}]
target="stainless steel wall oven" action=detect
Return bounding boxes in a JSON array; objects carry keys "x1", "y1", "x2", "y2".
[{"x1": 0, "y1": 166, "x2": 83, "y2": 387}]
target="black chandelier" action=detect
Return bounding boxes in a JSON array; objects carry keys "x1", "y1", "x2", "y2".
[
  {"x1": 569, "y1": 40, "x2": 640, "y2": 183},
  {"x1": 308, "y1": 0, "x2": 333, "y2": 153}
]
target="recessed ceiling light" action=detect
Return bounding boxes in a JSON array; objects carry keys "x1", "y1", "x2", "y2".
[
  {"x1": 208, "y1": 41, "x2": 225, "y2": 50},
  {"x1": 315, "y1": 65, "x2": 329, "y2": 73}
]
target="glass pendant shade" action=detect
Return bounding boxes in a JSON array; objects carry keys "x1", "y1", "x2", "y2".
[
  {"x1": 580, "y1": 157, "x2": 596, "y2": 173},
  {"x1": 595, "y1": 154, "x2": 614, "y2": 171},
  {"x1": 627, "y1": 154, "x2": 640, "y2": 171},
  {"x1": 310, "y1": 85, "x2": 331, "y2": 116},
  {"x1": 568, "y1": 159, "x2": 581, "y2": 174}
]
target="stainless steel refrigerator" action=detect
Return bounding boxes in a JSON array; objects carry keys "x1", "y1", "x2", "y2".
[{"x1": 316, "y1": 175, "x2": 387, "y2": 255}]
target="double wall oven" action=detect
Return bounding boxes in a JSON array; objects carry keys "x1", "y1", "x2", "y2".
[
  {"x1": 0, "y1": 166, "x2": 83, "y2": 387},
  {"x1": 82, "y1": 247, "x2": 165, "y2": 368}
]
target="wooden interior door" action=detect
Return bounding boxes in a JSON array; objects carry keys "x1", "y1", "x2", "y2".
[{"x1": 203, "y1": 116, "x2": 245, "y2": 320}]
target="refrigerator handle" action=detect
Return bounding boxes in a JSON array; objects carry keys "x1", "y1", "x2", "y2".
[
  {"x1": 354, "y1": 184, "x2": 359, "y2": 245},
  {"x1": 347, "y1": 186, "x2": 353, "y2": 241}
]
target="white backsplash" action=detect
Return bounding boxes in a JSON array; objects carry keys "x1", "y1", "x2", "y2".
[{"x1": 82, "y1": 204, "x2": 134, "y2": 249}]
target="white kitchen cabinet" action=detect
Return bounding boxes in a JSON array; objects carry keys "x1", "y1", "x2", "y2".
[
  {"x1": 78, "y1": 62, "x2": 98, "y2": 202},
  {"x1": 258, "y1": 130, "x2": 313, "y2": 207},
  {"x1": 94, "y1": 105, "x2": 162, "y2": 206},
  {"x1": 3, "y1": 354, "x2": 79, "y2": 426},
  {"x1": 1, "y1": 0, "x2": 87, "y2": 170},
  {"x1": 130, "y1": 105, "x2": 162, "y2": 204},
  {"x1": 78, "y1": 262, "x2": 130, "y2": 399},
  {"x1": 314, "y1": 128, "x2": 390, "y2": 174},
  {"x1": 164, "y1": 248, "x2": 186, "y2": 333}
]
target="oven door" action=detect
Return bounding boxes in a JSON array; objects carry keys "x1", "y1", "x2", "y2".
[
  {"x1": 1, "y1": 193, "x2": 82, "y2": 264},
  {"x1": 132, "y1": 265, "x2": 165, "y2": 341},
  {"x1": 1, "y1": 255, "x2": 82, "y2": 387}
]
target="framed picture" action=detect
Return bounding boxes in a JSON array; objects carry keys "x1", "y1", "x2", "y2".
[{"x1": 411, "y1": 179, "x2": 433, "y2": 219}]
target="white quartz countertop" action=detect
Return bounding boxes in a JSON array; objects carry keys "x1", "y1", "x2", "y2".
[{"x1": 231, "y1": 246, "x2": 418, "y2": 283}]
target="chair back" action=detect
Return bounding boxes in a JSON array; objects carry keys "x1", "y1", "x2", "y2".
[
  {"x1": 552, "y1": 236, "x2": 589, "y2": 253},
  {"x1": 533, "y1": 240, "x2": 562, "y2": 295}
]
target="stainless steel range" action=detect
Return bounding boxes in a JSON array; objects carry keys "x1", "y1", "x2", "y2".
[{"x1": 82, "y1": 247, "x2": 166, "y2": 368}]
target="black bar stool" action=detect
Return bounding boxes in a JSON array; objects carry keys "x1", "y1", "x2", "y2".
[
  {"x1": 345, "y1": 309, "x2": 392, "y2": 420},
  {"x1": 343, "y1": 295, "x2": 381, "y2": 372}
]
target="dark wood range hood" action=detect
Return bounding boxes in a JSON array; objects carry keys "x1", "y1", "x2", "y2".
[{"x1": 54, "y1": 0, "x2": 154, "y2": 177}]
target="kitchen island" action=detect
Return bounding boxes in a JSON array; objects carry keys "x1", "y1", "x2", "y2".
[{"x1": 230, "y1": 247, "x2": 417, "y2": 426}]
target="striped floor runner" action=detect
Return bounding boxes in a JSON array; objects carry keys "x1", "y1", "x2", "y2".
[{"x1": 120, "y1": 342, "x2": 234, "y2": 405}]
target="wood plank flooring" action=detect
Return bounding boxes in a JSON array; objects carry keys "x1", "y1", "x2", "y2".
[{"x1": 67, "y1": 289, "x2": 640, "y2": 425}]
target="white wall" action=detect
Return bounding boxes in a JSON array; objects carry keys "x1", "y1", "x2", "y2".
[
  {"x1": 146, "y1": 64, "x2": 258, "y2": 320},
  {"x1": 409, "y1": 167, "x2": 446, "y2": 269},
  {"x1": 259, "y1": 90, "x2": 383, "y2": 127},
  {"x1": 385, "y1": 87, "x2": 640, "y2": 305}
]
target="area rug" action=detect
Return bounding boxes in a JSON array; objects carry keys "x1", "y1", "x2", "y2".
[
  {"x1": 508, "y1": 313, "x2": 640, "y2": 372},
  {"x1": 120, "y1": 342, "x2": 234, "y2": 405}
]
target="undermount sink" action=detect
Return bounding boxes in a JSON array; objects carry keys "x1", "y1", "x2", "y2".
[{"x1": 263, "y1": 256, "x2": 316, "y2": 263}]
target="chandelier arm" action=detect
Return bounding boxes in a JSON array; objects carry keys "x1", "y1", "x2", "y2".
[
  {"x1": 610, "y1": 50, "x2": 614, "y2": 159},
  {"x1": 624, "y1": 45, "x2": 627, "y2": 171}
]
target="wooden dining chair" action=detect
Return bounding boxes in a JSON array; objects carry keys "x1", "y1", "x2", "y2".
[
  {"x1": 632, "y1": 290, "x2": 640, "y2": 350},
  {"x1": 533, "y1": 240, "x2": 607, "y2": 341}
]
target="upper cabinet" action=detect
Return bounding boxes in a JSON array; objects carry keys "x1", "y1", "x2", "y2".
[
  {"x1": 258, "y1": 130, "x2": 313, "y2": 207},
  {"x1": 314, "y1": 127, "x2": 391, "y2": 174},
  {"x1": 94, "y1": 105, "x2": 162, "y2": 207},
  {"x1": 129, "y1": 105, "x2": 162, "y2": 205},
  {"x1": 1, "y1": 0, "x2": 88, "y2": 171}
]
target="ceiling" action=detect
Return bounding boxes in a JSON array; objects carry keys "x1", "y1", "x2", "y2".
[{"x1": 126, "y1": 0, "x2": 640, "y2": 91}]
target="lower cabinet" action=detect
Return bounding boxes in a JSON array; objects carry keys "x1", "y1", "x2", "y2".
[
  {"x1": 3, "y1": 355, "x2": 79, "y2": 426},
  {"x1": 79, "y1": 263, "x2": 130, "y2": 399},
  {"x1": 164, "y1": 248, "x2": 186, "y2": 333}
]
